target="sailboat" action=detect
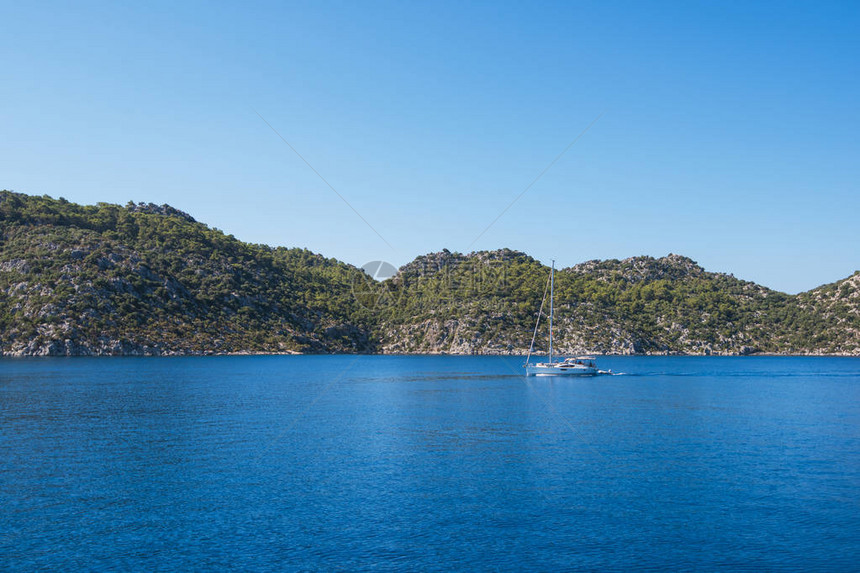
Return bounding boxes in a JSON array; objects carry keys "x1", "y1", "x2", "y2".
[{"x1": 525, "y1": 260, "x2": 599, "y2": 376}]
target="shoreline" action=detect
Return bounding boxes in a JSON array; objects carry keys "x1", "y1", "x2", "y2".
[{"x1": 2, "y1": 351, "x2": 858, "y2": 358}]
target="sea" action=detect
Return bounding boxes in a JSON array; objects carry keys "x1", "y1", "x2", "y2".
[{"x1": 2, "y1": 356, "x2": 858, "y2": 571}]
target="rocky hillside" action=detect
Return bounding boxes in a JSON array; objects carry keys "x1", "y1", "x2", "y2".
[
  {"x1": 786, "y1": 272, "x2": 860, "y2": 354},
  {"x1": 375, "y1": 250, "x2": 858, "y2": 356},
  {"x1": 0, "y1": 191, "x2": 375, "y2": 355},
  {"x1": 1, "y1": 191, "x2": 857, "y2": 356}
]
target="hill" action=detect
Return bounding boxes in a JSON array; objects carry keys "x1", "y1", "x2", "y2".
[
  {"x1": 786, "y1": 272, "x2": 860, "y2": 354},
  {"x1": 0, "y1": 191, "x2": 374, "y2": 355},
  {"x1": 375, "y1": 250, "x2": 859, "y2": 355},
  {"x1": 1, "y1": 191, "x2": 857, "y2": 356},
  {"x1": 374, "y1": 250, "x2": 791, "y2": 355}
]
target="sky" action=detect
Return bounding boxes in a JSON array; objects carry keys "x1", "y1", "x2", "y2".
[{"x1": 1, "y1": 0, "x2": 858, "y2": 294}]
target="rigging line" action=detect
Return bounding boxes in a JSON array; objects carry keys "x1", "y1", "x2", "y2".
[
  {"x1": 467, "y1": 110, "x2": 604, "y2": 250},
  {"x1": 526, "y1": 269, "x2": 552, "y2": 365},
  {"x1": 254, "y1": 109, "x2": 395, "y2": 251}
]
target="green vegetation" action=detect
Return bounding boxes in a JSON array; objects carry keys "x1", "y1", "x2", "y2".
[
  {"x1": 373, "y1": 251, "x2": 855, "y2": 355},
  {"x1": 0, "y1": 191, "x2": 374, "y2": 355},
  {"x1": 1, "y1": 191, "x2": 857, "y2": 355}
]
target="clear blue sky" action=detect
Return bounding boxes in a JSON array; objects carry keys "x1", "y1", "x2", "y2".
[{"x1": 2, "y1": 0, "x2": 857, "y2": 293}]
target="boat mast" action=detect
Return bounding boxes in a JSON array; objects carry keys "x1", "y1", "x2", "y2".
[{"x1": 549, "y1": 260, "x2": 554, "y2": 364}]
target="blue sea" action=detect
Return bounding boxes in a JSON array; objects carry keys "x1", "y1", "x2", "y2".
[{"x1": 2, "y1": 356, "x2": 859, "y2": 571}]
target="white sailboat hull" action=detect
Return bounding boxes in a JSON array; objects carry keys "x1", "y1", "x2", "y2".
[{"x1": 525, "y1": 363, "x2": 598, "y2": 376}]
